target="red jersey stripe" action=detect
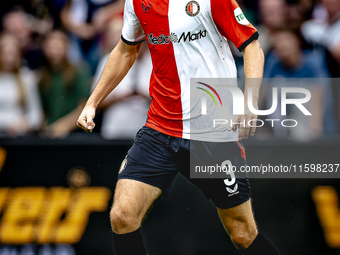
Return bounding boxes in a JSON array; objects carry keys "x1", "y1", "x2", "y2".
[{"x1": 134, "y1": 0, "x2": 183, "y2": 136}]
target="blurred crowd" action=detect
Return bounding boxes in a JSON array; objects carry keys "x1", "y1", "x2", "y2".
[{"x1": 0, "y1": 0, "x2": 339, "y2": 141}]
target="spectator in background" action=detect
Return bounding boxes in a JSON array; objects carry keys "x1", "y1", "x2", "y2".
[
  {"x1": 258, "y1": 0, "x2": 287, "y2": 53},
  {"x1": 301, "y1": 0, "x2": 340, "y2": 133},
  {"x1": 61, "y1": 0, "x2": 124, "y2": 75},
  {"x1": 263, "y1": 29, "x2": 327, "y2": 140},
  {"x1": 265, "y1": 29, "x2": 327, "y2": 79},
  {"x1": 301, "y1": 0, "x2": 340, "y2": 76},
  {"x1": 0, "y1": 34, "x2": 42, "y2": 136},
  {"x1": 254, "y1": 0, "x2": 288, "y2": 80},
  {"x1": 1, "y1": 6, "x2": 51, "y2": 70},
  {"x1": 19, "y1": 0, "x2": 54, "y2": 36},
  {"x1": 299, "y1": 0, "x2": 317, "y2": 18},
  {"x1": 39, "y1": 30, "x2": 90, "y2": 138},
  {"x1": 2, "y1": 8, "x2": 32, "y2": 56},
  {"x1": 0, "y1": 1, "x2": 31, "y2": 20},
  {"x1": 47, "y1": 0, "x2": 69, "y2": 28},
  {"x1": 92, "y1": 17, "x2": 152, "y2": 139},
  {"x1": 285, "y1": 1, "x2": 306, "y2": 31}
]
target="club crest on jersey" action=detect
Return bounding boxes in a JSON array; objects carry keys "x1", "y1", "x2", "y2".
[{"x1": 185, "y1": 1, "x2": 200, "y2": 17}]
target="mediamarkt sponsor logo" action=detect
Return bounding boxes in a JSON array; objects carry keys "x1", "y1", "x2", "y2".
[
  {"x1": 147, "y1": 30, "x2": 207, "y2": 45},
  {"x1": 147, "y1": 33, "x2": 171, "y2": 45}
]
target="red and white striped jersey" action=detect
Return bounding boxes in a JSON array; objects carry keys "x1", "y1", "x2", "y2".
[{"x1": 121, "y1": 0, "x2": 258, "y2": 139}]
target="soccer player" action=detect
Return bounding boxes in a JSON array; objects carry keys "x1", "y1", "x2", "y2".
[{"x1": 77, "y1": 0, "x2": 279, "y2": 254}]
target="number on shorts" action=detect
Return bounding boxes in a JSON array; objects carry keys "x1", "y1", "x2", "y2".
[{"x1": 222, "y1": 160, "x2": 236, "y2": 186}]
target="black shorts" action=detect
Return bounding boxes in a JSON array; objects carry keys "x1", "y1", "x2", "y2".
[{"x1": 118, "y1": 126, "x2": 250, "y2": 209}]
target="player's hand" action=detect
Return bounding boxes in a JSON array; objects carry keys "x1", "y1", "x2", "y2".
[
  {"x1": 77, "y1": 107, "x2": 96, "y2": 133},
  {"x1": 228, "y1": 103, "x2": 258, "y2": 140}
]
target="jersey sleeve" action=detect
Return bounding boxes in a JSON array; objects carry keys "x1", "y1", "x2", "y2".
[
  {"x1": 210, "y1": 0, "x2": 259, "y2": 52},
  {"x1": 121, "y1": 0, "x2": 145, "y2": 45}
]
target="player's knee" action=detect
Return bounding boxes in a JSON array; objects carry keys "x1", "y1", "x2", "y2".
[
  {"x1": 110, "y1": 207, "x2": 141, "y2": 234},
  {"x1": 229, "y1": 227, "x2": 257, "y2": 249}
]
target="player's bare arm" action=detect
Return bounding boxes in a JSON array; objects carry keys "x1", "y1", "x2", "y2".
[
  {"x1": 229, "y1": 40, "x2": 264, "y2": 140},
  {"x1": 77, "y1": 39, "x2": 142, "y2": 133}
]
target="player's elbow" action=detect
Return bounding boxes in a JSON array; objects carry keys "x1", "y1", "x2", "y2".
[{"x1": 116, "y1": 39, "x2": 141, "y2": 61}]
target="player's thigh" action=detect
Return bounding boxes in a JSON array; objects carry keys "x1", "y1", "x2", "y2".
[
  {"x1": 217, "y1": 199, "x2": 258, "y2": 245},
  {"x1": 186, "y1": 141, "x2": 250, "y2": 208},
  {"x1": 111, "y1": 178, "x2": 162, "y2": 221}
]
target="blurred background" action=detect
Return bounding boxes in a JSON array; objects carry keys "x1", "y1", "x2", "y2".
[{"x1": 0, "y1": 0, "x2": 339, "y2": 255}]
